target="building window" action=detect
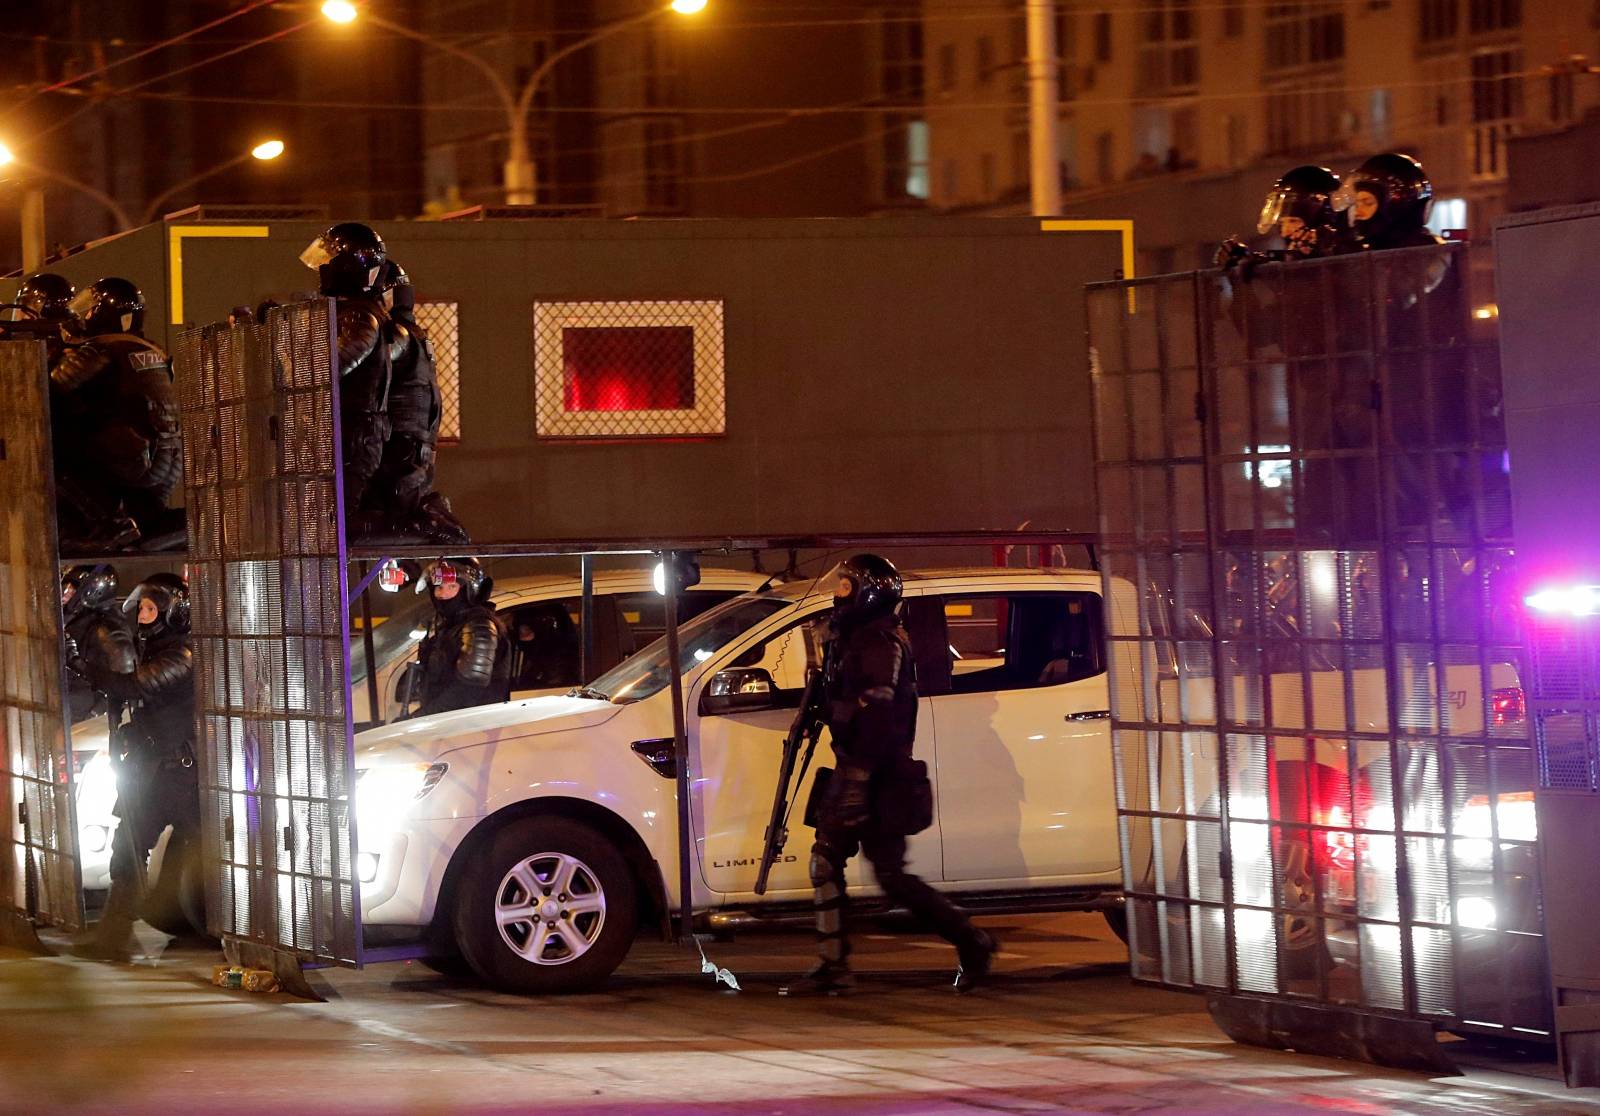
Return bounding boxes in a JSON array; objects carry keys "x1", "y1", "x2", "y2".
[
  {"x1": 977, "y1": 35, "x2": 996, "y2": 84},
  {"x1": 1265, "y1": 2, "x2": 1344, "y2": 72},
  {"x1": 938, "y1": 42, "x2": 958, "y2": 91},
  {"x1": 1224, "y1": 2, "x2": 1245, "y2": 37},
  {"x1": 1012, "y1": 129, "x2": 1030, "y2": 190},
  {"x1": 1265, "y1": 82, "x2": 1345, "y2": 155},
  {"x1": 880, "y1": 14, "x2": 924, "y2": 102},
  {"x1": 1094, "y1": 12, "x2": 1112, "y2": 63},
  {"x1": 1471, "y1": 48, "x2": 1521, "y2": 122},
  {"x1": 1136, "y1": 0, "x2": 1198, "y2": 93},
  {"x1": 1225, "y1": 113, "x2": 1247, "y2": 166},
  {"x1": 1469, "y1": 0, "x2": 1520, "y2": 33},
  {"x1": 881, "y1": 115, "x2": 930, "y2": 201},
  {"x1": 1429, "y1": 196, "x2": 1469, "y2": 236},
  {"x1": 1370, "y1": 87, "x2": 1392, "y2": 146},
  {"x1": 1420, "y1": 0, "x2": 1458, "y2": 42},
  {"x1": 533, "y1": 300, "x2": 726, "y2": 439},
  {"x1": 980, "y1": 151, "x2": 997, "y2": 198},
  {"x1": 414, "y1": 301, "x2": 461, "y2": 442},
  {"x1": 1549, "y1": 70, "x2": 1575, "y2": 123},
  {"x1": 942, "y1": 158, "x2": 959, "y2": 202},
  {"x1": 1096, "y1": 131, "x2": 1114, "y2": 184}
]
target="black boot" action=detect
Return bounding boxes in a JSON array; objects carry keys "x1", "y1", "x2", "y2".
[
  {"x1": 71, "y1": 880, "x2": 138, "y2": 962},
  {"x1": 779, "y1": 960, "x2": 856, "y2": 997},
  {"x1": 952, "y1": 929, "x2": 998, "y2": 993}
]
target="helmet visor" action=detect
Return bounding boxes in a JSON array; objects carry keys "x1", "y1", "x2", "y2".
[
  {"x1": 1331, "y1": 179, "x2": 1359, "y2": 214},
  {"x1": 1257, "y1": 187, "x2": 1289, "y2": 235},
  {"x1": 299, "y1": 235, "x2": 336, "y2": 271},
  {"x1": 66, "y1": 287, "x2": 97, "y2": 321}
]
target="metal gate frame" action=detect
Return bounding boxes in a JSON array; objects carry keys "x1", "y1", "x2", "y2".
[
  {"x1": 0, "y1": 339, "x2": 83, "y2": 948},
  {"x1": 1091, "y1": 245, "x2": 1547, "y2": 1064}
]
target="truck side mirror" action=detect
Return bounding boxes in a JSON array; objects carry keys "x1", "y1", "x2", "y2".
[{"x1": 700, "y1": 667, "x2": 779, "y2": 715}]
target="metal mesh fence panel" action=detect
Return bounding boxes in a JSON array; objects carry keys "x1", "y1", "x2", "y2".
[
  {"x1": 533, "y1": 300, "x2": 725, "y2": 439},
  {"x1": 413, "y1": 301, "x2": 460, "y2": 443},
  {"x1": 0, "y1": 341, "x2": 80, "y2": 934},
  {"x1": 1094, "y1": 246, "x2": 1546, "y2": 1037},
  {"x1": 174, "y1": 299, "x2": 358, "y2": 965}
]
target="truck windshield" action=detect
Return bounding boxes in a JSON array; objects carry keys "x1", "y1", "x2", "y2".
[{"x1": 589, "y1": 595, "x2": 791, "y2": 704}]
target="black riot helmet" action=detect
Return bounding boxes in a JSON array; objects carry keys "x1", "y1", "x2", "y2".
[
  {"x1": 17, "y1": 272, "x2": 77, "y2": 321},
  {"x1": 417, "y1": 557, "x2": 492, "y2": 613},
  {"x1": 300, "y1": 221, "x2": 387, "y2": 298},
  {"x1": 69, "y1": 277, "x2": 145, "y2": 336},
  {"x1": 123, "y1": 571, "x2": 190, "y2": 637},
  {"x1": 1335, "y1": 152, "x2": 1433, "y2": 248},
  {"x1": 831, "y1": 553, "x2": 903, "y2": 627},
  {"x1": 379, "y1": 259, "x2": 415, "y2": 321},
  {"x1": 1257, "y1": 165, "x2": 1341, "y2": 236},
  {"x1": 61, "y1": 563, "x2": 119, "y2": 622}
]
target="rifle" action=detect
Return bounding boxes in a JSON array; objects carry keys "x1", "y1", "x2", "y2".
[{"x1": 753, "y1": 640, "x2": 833, "y2": 896}]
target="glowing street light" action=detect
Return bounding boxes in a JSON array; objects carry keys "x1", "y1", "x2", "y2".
[
  {"x1": 0, "y1": 142, "x2": 14, "y2": 168},
  {"x1": 321, "y1": 0, "x2": 359, "y2": 24},
  {"x1": 141, "y1": 140, "x2": 289, "y2": 223},
  {"x1": 251, "y1": 139, "x2": 286, "y2": 161},
  {"x1": 670, "y1": 0, "x2": 709, "y2": 13}
]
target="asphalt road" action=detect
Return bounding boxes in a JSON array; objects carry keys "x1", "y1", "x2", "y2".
[{"x1": 3, "y1": 911, "x2": 1598, "y2": 1115}]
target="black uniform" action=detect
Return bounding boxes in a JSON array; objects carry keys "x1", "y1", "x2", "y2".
[
  {"x1": 74, "y1": 574, "x2": 198, "y2": 960},
  {"x1": 783, "y1": 555, "x2": 994, "y2": 997},
  {"x1": 52, "y1": 279, "x2": 183, "y2": 551},
  {"x1": 333, "y1": 294, "x2": 397, "y2": 516},
  {"x1": 413, "y1": 559, "x2": 511, "y2": 717},
  {"x1": 61, "y1": 564, "x2": 135, "y2": 724}
]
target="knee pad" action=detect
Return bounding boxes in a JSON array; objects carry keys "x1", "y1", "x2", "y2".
[{"x1": 809, "y1": 850, "x2": 837, "y2": 890}]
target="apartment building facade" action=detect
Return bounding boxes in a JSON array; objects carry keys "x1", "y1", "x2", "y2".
[{"x1": 921, "y1": 0, "x2": 1600, "y2": 277}]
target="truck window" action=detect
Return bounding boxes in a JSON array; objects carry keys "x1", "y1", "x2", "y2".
[
  {"x1": 615, "y1": 590, "x2": 745, "y2": 655},
  {"x1": 941, "y1": 592, "x2": 1105, "y2": 695}
]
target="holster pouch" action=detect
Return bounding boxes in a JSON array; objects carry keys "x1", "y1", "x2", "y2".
[
  {"x1": 803, "y1": 767, "x2": 833, "y2": 828},
  {"x1": 874, "y1": 757, "x2": 934, "y2": 837}
]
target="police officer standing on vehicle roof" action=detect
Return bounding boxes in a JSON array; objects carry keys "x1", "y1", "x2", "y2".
[
  {"x1": 411, "y1": 557, "x2": 511, "y2": 718},
  {"x1": 60, "y1": 563, "x2": 135, "y2": 725},
  {"x1": 780, "y1": 554, "x2": 997, "y2": 997},
  {"x1": 365, "y1": 259, "x2": 467, "y2": 543},
  {"x1": 299, "y1": 223, "x2": 468, "y2": 544},
  {"x1": 1336, "y1": 152, "x2": 1443, "y2": 252},
  {"x1": 1216, "y1": 164, "x2": 1354, "y2": 274},
  {"x1": 50, "y1": 277, "x2": 184, "y2": 554},
  {"x1": 73, "y1": 572, "x2": 198, "y2": 962}
]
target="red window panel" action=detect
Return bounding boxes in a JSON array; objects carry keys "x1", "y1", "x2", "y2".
[{"x1": 561, "y1": 326, "x2": 696, "y2": 412}]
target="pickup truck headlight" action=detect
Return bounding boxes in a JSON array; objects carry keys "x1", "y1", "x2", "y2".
[{"x1": 355, "y1": 762, "x2": 448, "y2": 846}]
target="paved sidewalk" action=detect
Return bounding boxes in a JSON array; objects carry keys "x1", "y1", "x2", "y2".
[{"x1": 3, "y1": 913, "x2": 1596, "y2": 1115}]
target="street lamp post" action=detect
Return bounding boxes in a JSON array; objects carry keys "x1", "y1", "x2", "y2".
[
  {"x1": 139, "y1": 139, "x2": 286, "y2": 224},
  {"x1": 1025, "y1": 0, "x2": 1062, "y2": 217},
  {"x1": 326, "y1": 0, "x2": 706, "y2": 206},
  {"x1": 0, "y1": 141, "x2": 134, "y2": 271}
]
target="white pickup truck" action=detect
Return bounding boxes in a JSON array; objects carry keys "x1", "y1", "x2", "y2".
[{"x1": 354, "y1": 568, "x2": 1129, "y2": 993}]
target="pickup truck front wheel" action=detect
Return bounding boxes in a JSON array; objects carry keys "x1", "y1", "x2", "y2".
[{"x1": 453, "y1": 815, "x2": 638, "y2": 994}]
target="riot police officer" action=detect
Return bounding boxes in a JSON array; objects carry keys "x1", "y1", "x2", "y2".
[
  {"x1": 780, "y1": 554, "x2": 996, "y2": 997},
  {"x1": 367, "y1": 259, "x2": 467, "y2": 543},
  {"x1": 1, "y1": 272, "x2": 78, "y2": 363},
  {"x1": 300, "y1": 224, "x2": 467, "y2": 544},
  {"x1": 61, "y1": 563, "x2": 134, "y2": 724},
  {"x1": 50, "y1": 277, "x2": 184, "y2": 553},
  {"x1": 1337, "y1": 152, "x2": 1443, "y2": 252},
  {"x1": 72, "y1": 572, "x2": 197, "y2": 961},
  {"x1": 412, "y1": 557, "x2": 510, "y2": 717},
  {"x1": 1217, "y1": 164, "x2": 1353, "y2": 273}
]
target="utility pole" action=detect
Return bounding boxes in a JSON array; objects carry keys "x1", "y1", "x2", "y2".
[
  {"x1": 1026, "y1": 1, "x2": 1063, "y2": 217},
  {"x1": 20, "y1": 188, "x2": 45, "y2": 272}
]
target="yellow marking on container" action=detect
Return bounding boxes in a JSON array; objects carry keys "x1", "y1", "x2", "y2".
[
  {"x1": 1040, "y1": 218, "x2": 1136, "y2": 310},
  {"x1": 944, "y1": 604, "x2": 975, "y2": 617},
  {"x1": 623, "y1": 611, "x2": 642, "y2": 623},
  {"x1": 168, "y1": 225, "x2": 271, "y2": 325}
]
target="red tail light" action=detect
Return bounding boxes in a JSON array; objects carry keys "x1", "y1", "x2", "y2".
[
  {"x1": 1490, "y1": 686, "x2": 1525, "y2": 726},
  {"x1": 1322, "y1": 804, "x2": 1358, "y2": 871}
]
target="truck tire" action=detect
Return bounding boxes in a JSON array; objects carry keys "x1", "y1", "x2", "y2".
[{"x1": 453, "y1": 815, "x2": 638, "y2": 994}]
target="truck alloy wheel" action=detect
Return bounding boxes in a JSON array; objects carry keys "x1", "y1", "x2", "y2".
[{"x1": 453, "y1": 815, "x2": 639, "y2": 994}]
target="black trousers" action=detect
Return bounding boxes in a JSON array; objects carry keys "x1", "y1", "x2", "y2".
[
  {"x1": 809, "y1": 823, "x2": 981, "y2": 965},
  {"x1": 109, "y1": 749, "x2": 200, "y2": 888}
]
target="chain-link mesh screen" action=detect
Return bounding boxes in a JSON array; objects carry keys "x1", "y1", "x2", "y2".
[
  {"x1": 0, "y1": 340, "x2": 81, "y2": 934},
  {"x1": 533, "y1": 300, "x2": 725, "y2": 438},
  {"x1": 1094, "y1": 246, "x2": 1546, "y2": 1037},
  {"x1": 174, "y1": 299, "x2": 358, "y2": 965},
  {"x1": 413, "y1": 301, "x2": 460, "y2": 443}
]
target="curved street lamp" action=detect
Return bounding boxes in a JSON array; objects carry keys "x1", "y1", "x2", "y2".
[
  {"x1": 323, "y1": 0, "x2": 708, "y2": 205},
  {"x1": 1, "y1": 141, "x2": 135, "y2": 270},
  {"x1": 139, "y1": 138, "x2": 287, "y2": 224}
]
